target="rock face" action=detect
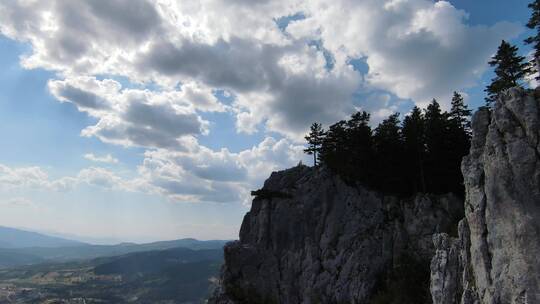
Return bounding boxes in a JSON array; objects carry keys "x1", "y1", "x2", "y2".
[
  {"x1": 430, "y1": 221, "x2": 473, "y2": 304},
  {"x1": 210, "y1": 165, "x2": 463, "y2": 303},
  {"x1": 210, "y1": 87, "x2": 540, "y2": 304},
  {"x1": 430, "y1": 88, "x2": 540, "y2": 304}
]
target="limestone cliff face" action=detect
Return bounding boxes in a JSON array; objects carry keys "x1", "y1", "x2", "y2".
[
  {"x1": 430, "y1": 88, "x2": 540, "y2": 304},
  {"x1": 210, "y1": 87, "x2": 540, "y2": 304},
  {"x1": 210, "y1": 166, "x2": 463, "y2": 303}
]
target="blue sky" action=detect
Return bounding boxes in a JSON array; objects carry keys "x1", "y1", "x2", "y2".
[{"x1": 0, "y1": 0, "x2": 533, "y2": 243}]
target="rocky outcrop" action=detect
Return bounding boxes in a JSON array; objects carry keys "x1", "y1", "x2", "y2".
[
  {"x1": 430, "y1": 220, "x2": 475, "y2": 304},
  {"x1": 430, "y1": 87, "x2": 540, "y2": 304},
  {"x1": 430, "y1": 232, "x2": 461, "y2": 304},
  {"x1": 210, "y1": 165, "x2": 463, "y2": 304},
  {"x1": 210, "y1": 87, "x2": 540, "y2": 304}
]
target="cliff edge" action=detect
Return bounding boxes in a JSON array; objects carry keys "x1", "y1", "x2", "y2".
[
  {"x1": 431, "y1": 88, "x2": 540, "y2": 304},
  {"x1": 210, "y1": 166, "x2": 462, "y2": 303}
]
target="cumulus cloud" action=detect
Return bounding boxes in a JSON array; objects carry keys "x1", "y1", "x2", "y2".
[
  {"x1": 0, "y1": 134, "x2": 308, "y2": 204},
  {"x1": 49, "y1": 77, "x2": 212, "y2": 150},
  {"x1": 0, "y1": 137, "x2": 306, "y2": 203},
  {"x1": 0, "y1": 0, "x2": 524, "y2": 204},
  {"x1": 83, "y1": 153, "x2": 119, "y2": 164},
  {"x1": 0, "y1": 163, "x2": 77, "y2": 192},
  {"x1": 0, "y1": 164, "x2": 51, "y2": 189},
  {"x1": 77, "y1": 167, "x2": 125, "y2": 189},
  {"x1": 1, "y1": 0, "x2": 519, "y2": 135},
  {"x1": 138, "y1": 136, "x2": 307, "y2": 204},
  {"x1": 288, "y1": 0, "x2": 521, "y2": 107},
  {"x1": 136, "y1": 37, "x2": 360, "y2": 138},
  {"x1": 0, "y1": 0, "x2": 163, "y2": 74},
  {"x1": 0, "y1": 0, "x2": 352, "y2": 138},
  {"x1": 0, "y1": 163, "x2": 128, "y2": 192}
]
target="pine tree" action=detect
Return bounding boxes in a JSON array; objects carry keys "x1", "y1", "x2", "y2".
[
  {"x1": 485, "y1": 40, "x2": 531, "y2": 104},
  {"x1": 304, "y1": 122, "x2": 325, "y2": 166},
  {"x1": 345, "y1": 111, "x2": 373, "y2": 183},
  {"x1": 313, "y1": 100, "x2": 471, "y2": 196},
  {"x1": 346, "y1": 111, "x2": 371, "y2": 131},
  {"x1": 449, "y1": 92, "x2": 472, "y2": 133},
  {"x1": 447, "y1": 92, "x2": 472, "y2": 196},
  {"x1": 402, "y1": 107, "x2": 426, "y2": 193},
  {"x1": 319, "y1": 120, "x2": 347, "y2": 171},
  {"x1": 424, "y1": 99, "x2": 448, "y2": 193},
  {"x1": 373, "y1": 113, "x2": 404, "y2": 193},
  {"x1": 525, "y1": 0, "x2": 540, "y2": 81}
]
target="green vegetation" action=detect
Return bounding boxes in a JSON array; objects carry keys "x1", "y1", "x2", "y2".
[
  {"x1": 0, "y1": 247, "x2": 223, "y2": 304},
  {"x1": 304, "y1": 122, "x2": 325, "y2": 166},
  {"x1": 305, "y1": 94, "x2": 471, "y2": 197},
  {"x1": 485, "y1": 40, "x2": 531, "y2": 105}
]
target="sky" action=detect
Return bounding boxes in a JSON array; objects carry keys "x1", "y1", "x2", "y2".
[{"x1": 0, "y1": 0, "x2": 533, "y2": 243}]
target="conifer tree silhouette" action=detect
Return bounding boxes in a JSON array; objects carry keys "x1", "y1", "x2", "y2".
[
  {"x1": 525, "y1": 0, "x2": 540, "y2": 81},
  {"x1": 485, "y1": 41, "x2": 530, "y2": 104},
  {"x1": 304, "y1": 122, "x2": 325, "y2": 166}
]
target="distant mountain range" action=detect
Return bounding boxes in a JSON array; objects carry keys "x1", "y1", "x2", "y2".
[
  {"x1": 0, "y1": 226, "x2": 86, "y2": 248},
  {"x1": 0, "y1": 226, "x2": 229, "y2": 268}
]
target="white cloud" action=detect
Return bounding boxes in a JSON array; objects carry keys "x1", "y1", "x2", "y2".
[
  {"x1": 1, "y1": 0, "x2": 522, "y2": 139},
  {"x1": 0, "y1": 0, "x2": 524, "y2": 204},
  {"x1": 76, "y1": 167, "x2": 123, "y2": 189},
  {"x1": 83, "y1": 153, "x2": 119, "y2": 164},
  {"x1": 0, "y1": 163, "x2": 125, "y2": 193},
  {"x1": 48, "y1": 77, "x2": 212, "y2": 150},
  {"x1": 138, "y1": 136, "x2": 308, "y2": 204},
  {"x1": 288, "y1": 0, "x2": 521, "y2": 108},
  {"x1": 0, "y1": 163, "x2": 78, "y2": 192},
  {"x1": 0, "y1": 0, "x2": 351, "y2": 139},
  {"x1": 1, "y1": 0, "x2": 519, "y2": 136},
  {"x1": 0, "y1": 164, "x2": 51, "y2": 189},
  {"x1": 0, "y1": 134, "x2": 308, "y2": 204}
]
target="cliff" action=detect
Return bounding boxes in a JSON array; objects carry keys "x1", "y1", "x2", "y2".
[
  {"x1": 430, "y1": 87, "x2": 540, "y2": 304},
  {"x1": 210, "y1": 87, "x2": 540, "y2": 304},
  {"x1": 210, "y1": 165, "x2": 463, "y2": 303}
]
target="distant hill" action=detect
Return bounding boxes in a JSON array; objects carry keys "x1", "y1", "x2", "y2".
[
  {"x1": 94, "y1": 247, "x2": 223, "y2": 276},
  {"x1": 133, "y1": 238, "x2": 229, "y2": 250},
  {"x1": 0, "y1": 247, "x2": 224, "y2": 303},
  {"x1": 0, "y1": 226, "x2": 86, "y2": 249},
  {"x1": 0, "y1": 227, "x2": 229, "y2": 268},
  {"x1": 4, "y1": 238, "x2": 228, "y2": 262},
  {"x1": 0, "y1": 250, "x2": 45, "y2": 268},
  {"x1": 93, "y1": 247, "x2": 224, "y2": 302}
]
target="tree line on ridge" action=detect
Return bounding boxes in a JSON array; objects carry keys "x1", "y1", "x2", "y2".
[{"x1": 304, "y1": 93, "x2": 471, "y2": 196}]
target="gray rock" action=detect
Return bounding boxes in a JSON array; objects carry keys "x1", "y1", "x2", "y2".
[
  {"x1": 431, "y1": 87, "x2": 540, "y2": 304},
  {"x1": 461, "y1": 88, "x2": 540, "y2": 304},
  {"x1": 430, "y1": 220, "x2": 477, "y2": 304},
  {"x1": 210, "y1": 165, "x2": 463, "y2": 303},
  {"x1": 431, "y1": 232, "x2": 461, "y2": 304}
]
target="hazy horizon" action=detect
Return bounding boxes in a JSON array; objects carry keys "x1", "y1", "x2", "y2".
[{"x1": 4, "y1": 225, "x2": 229, "y2": 245}]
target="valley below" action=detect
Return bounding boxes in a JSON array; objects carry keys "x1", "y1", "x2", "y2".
[{"x1": 0, "y1": 230, "x2": 226, "y2": 304}]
